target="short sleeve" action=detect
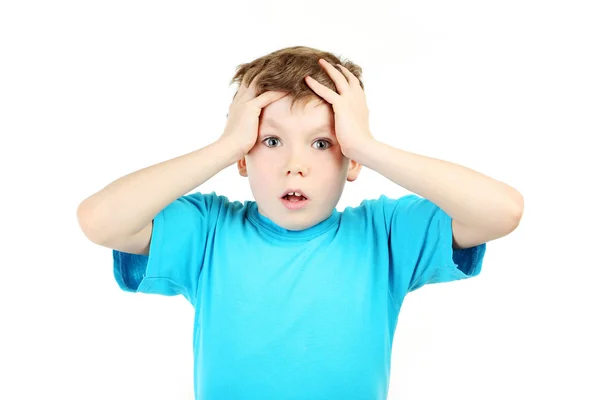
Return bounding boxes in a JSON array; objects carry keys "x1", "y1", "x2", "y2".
[
  {"x1": 380, "y1": 194, "x2": 486, "y2": 303},
  {"x1": 112, "y1": 191, "x2": 224, "y2": 304}
]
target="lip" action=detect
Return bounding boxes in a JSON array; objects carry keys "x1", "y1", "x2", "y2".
[
  {"x1": 280, "y1": 188, "x2": 309, "y2": 199},
  {"x1": 280, "y1": 197, "x2": 309, "y2": 210}
]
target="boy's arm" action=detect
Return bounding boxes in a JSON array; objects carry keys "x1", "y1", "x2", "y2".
[
  {"x1": 77, "y1": 138, "x2": 240, "y2": 254},
  {"x1": 348, "y1": 140, "x2": 524, "y2": 250},
  {"x1": 303, "y1": 59, "x2": 522, "y2": 250}
]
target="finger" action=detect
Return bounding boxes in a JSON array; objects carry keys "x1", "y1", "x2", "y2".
[
  {"x1": 305, "y1": 75, "x2": 339, "y2": 105},
  {"x1": 318, "y1": 59, "x2": 350, "y2": 94},
  {"x1": 251, "y1": 90, "x2": 289, "y2": 109},
  {"x1": 237, "y1": 73, "x2": 262, "y2": 101},
  {"x1": 246, "y1": 73, "x2": 262, "y2": 91},
  {"x1": 337, "y1": 64, "x2": 361, "y2": 89},
  {"x1": 241, "y1": 73, "x2": 251, "y2": 88}
]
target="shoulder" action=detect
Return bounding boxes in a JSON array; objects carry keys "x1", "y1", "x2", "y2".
[
  {"x1": 340, "y1": 193, "x2": 445, "y2": 233},
  {"x1": 344, "y1": 193, "x2": 431, "y2": 216},
  {"x1": 178, "y1": 191, "x2": 246, "y2": 214},
  {"x1": 157, "y1": 191, "x2": 251, "y2": 235}
]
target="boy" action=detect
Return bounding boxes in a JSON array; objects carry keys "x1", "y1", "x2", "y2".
[{"x1": 77, "y1": 46, "x2": 524, "y2": 399}]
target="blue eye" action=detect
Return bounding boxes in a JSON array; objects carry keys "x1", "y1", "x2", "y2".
[
  {"x1": 312, "y1": 140, "x2": 331, "y2": 150},
  {"x1": 264, "y1": 137, "x2": 280, "y2": 147}
]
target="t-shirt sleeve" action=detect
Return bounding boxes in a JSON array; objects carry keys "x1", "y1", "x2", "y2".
[
  {"x1": 112, "y1": 191, "x2": 224, "y2": 304},
  {"x1": 377, "y1": 194, "x2": 486, "y2": 303}
]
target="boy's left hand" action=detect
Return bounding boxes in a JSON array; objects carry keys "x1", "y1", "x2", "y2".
[{"x1": 305, "y1": 59, "x2": 375, "y2": 159}]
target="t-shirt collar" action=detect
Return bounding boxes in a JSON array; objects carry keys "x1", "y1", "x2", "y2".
[{"x1": 246, "y1": 201, "x2": 340, "y2": 241}]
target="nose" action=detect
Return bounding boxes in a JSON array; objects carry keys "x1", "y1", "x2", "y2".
[
  {"x1": 286, "y1": 161, "x2": 308, "y2": 177},
  {"x1": 285, "y1": 153, "x2": 309, "y2": 176}
]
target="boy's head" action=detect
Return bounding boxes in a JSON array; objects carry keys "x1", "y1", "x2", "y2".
[{"x1": 233, "y1": 46, "x2": 364, "y2": 231}]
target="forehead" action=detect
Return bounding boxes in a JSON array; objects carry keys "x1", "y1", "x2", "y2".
[{"x1": 259, "y1": 96, "x2": 333, "y2": 131}]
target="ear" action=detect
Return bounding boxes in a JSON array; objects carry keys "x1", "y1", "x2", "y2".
[
  {"x1": 237, "y1": 156, "x2": 248, "y2": 177},
  {"x1": 346, "y1": 159, "x2": 362, "y2": 182}
]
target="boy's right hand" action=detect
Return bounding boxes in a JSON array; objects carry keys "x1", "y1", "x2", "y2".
[{"x1": 219, "y1": 74, "x2": 288, "y2": 160}]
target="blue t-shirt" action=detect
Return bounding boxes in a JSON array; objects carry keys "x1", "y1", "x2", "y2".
[{"x1": 113, "y1": 191, "x2": 486, "y2": 400}]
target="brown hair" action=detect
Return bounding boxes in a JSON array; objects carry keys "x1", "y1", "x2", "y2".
[{"x1": 229, "y1": 45, "x2": 364, "y2": 111}]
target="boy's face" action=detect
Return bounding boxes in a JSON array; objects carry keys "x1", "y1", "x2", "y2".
[{"x1": 238, "y1": 95, "x2": 362, "y2": 231}]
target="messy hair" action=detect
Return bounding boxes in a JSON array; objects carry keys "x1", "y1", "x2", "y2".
[{"x1": 229, "y1": 45, "x2": 364, "y2": 111}]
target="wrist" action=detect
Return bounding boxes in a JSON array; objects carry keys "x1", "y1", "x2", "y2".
[
  {"x1": 213, "y1": 138, "x2": 246, "y2": 165},
  {"x1": 344, "y1": 138, "x2": 382, "y2": 164}
]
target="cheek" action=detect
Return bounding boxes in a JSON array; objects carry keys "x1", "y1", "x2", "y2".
[
  {"x1": 246, "y1": 155, "x2": 273, "y2": 175},
  {"x1": 245, "y1": 157, "x2": 274, "y2": 192},
  {"x1": 321, "y1": 151, "x2": 348, "y2": 172}
]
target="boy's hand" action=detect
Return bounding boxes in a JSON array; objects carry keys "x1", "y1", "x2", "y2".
[
  {"x1": 220, "y1": 74, "x2": 288, "y2": 160},
  {"x1": 304, "y1": 59, "x2": 374, "y2": 159}
]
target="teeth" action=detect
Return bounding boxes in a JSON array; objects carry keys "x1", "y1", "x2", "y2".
[{"x1": 287, "y1": 192, "x2": 302, "y2": 196}]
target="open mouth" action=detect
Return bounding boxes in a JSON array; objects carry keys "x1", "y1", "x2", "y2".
[
  {"x1": 281, "y1": 194, "x2": 307, "y2": 202},
  {"x1": 280, "y1": 191, "x2": 309, "y2": 210}
]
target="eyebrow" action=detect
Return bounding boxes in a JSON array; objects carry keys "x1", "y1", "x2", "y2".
[{"x1": 261, "y1": 117, "x2": 332, "y2": 135}]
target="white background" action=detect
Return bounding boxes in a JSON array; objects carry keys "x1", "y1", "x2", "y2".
[{"x1": 1, "y1": 0, "x2": 598, "y2": 399}]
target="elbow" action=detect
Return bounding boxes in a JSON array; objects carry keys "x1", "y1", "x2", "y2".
[
  {"x1": 507, "y1": 190, "x2": 524, "y2": 232},
  {"x1": 77, "y1": 201, "x2": 106, "y2": 245}
]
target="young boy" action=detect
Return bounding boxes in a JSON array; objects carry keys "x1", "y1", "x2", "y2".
[{"x1": 77, "y1": 46, "x2": 524, "y2": 399}]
